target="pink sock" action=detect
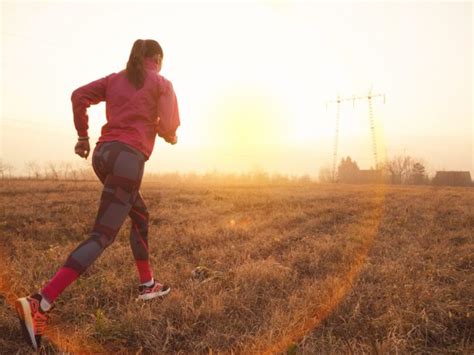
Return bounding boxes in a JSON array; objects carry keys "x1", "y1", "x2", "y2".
[
  {"x1": 41, "y1": 267, "x2": 80, "y2": 303},
  {"x1": 136, "y1": 260, "x2": 153, "y2": 284}
]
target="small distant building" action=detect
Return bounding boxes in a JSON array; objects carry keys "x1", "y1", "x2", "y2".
[
  {"x1": 432, "y1": 171, "x2": 472, "y2": 187},
  {"x1": 356, "y1": 169, "x2": 384, "y2": 184}
]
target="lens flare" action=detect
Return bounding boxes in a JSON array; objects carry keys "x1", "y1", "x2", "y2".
[{"x1": 258, "y1": 187, "x2": 387, "y2": 353}]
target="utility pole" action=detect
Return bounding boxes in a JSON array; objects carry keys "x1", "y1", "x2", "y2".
[{"x1": 326, "y1": 91, "x2": 386, "y2": 179}]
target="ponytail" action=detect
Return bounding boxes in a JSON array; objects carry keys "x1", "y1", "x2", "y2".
[
  {"x1": 126, "y1": 39, "x2": 164, "y2": 89},
  {"x1": 126, "y1": 39, "x2": 147, "y2": 89}
]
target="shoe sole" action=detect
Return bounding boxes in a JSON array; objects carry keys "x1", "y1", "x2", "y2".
[
  {"x1": 15, "y1": 298, "x2": 38, "y2": 350},
  {"x1": 137, "y1": 286, "x2": 171, "y2": 301}
]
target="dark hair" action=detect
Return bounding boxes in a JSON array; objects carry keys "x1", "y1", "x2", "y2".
[{"x1": 126, "y1": 39, "x2": 163, "y2": 89}]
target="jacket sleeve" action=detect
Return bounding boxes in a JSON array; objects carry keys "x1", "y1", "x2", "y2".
[
  {"x1": 71, "y1": 75, "x2": 109, "y2": 137},
  {"x1": 156, "y1": 78, "x2": 180, "y2": 141}
]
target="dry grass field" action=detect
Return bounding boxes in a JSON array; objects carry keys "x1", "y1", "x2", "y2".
[{"x1": 0, "y1": 179, "x2": 472, "y2": 354}]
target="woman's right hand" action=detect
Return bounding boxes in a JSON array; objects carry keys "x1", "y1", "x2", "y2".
[{"x1": 75, "y1": 139, "x2": 91, "y2": 159}]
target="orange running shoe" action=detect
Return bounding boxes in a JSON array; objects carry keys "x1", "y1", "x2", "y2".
[
  {"x1": 15, "y1": 293, "x2": 51, "y2": 350},
  {"x1": 137, "y1": 282, "x2": 170, "y2": 301}
]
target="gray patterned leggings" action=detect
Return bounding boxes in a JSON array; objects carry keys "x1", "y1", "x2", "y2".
[
  {"x1": 64, "y1": 141, "x2": 150, "y2": 276},
  {"x1": 40, "y1": 141, "x2": 153, "y2": 303}
]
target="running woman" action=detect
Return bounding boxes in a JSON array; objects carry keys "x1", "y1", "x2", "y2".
[{"x1": 15, "y1": 38, "x2": 180, "y2": 350}]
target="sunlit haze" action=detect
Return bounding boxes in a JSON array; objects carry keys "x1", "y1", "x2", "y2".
[{"x1": 1, "y1": 1, "x2": 472, "y2": 176}]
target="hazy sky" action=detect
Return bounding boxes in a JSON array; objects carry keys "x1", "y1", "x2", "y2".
[{"x1": 1, "y1": 1, "x2": 472, "y2": 176}]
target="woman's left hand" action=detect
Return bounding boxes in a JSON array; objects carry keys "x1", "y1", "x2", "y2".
[{"x1": 165, "y1": 135, "x2": 177, "y2": 145}]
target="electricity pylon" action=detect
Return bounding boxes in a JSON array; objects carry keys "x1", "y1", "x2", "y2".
[{"x1": 326, "y1": 91, "x2": 386, "y2": 179}]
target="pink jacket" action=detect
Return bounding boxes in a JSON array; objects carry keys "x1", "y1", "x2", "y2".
[{"x1": 71, "y1": 58, "x2": 180, "y2": 160}]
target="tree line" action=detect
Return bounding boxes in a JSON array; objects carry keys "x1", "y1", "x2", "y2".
[
  {"x1": 0, "y1": 160, "x2": 313, "y2": 184},
  {"x1": 0, "y1": 160, "x2": 96, "y2": 180},
  {"x1": 319, "y1": 154, "x2": 464, "y2": 185},
  {"x1": 0, "y1": 156, "x2": 470, "y2": 186}
]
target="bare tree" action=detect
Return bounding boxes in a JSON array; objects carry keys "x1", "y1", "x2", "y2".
[
  {"x1": 5, "y1": 163, "x2": 14, "y2": 178},
  {"x1": 0, "y1": 160, "x2": 14, "y2": 179},
  {"x1": 383, "y1": 155, "x2": 412, "y2": 184},
  {"x1": 59, "y1": 161, "x2": 72, "y2": 180},
  {"x1": 25, "y1": 161, "x2": 42, "y2": 179},
  {"x1": 318, "y1": 165, "x2": 334, "y2": 183},
  {"x1": 45, "y1": 161, "x2": 59, "y2": 180},
  {"x1": 0, "y1": 160, "x2": 5, "y2": 179}
]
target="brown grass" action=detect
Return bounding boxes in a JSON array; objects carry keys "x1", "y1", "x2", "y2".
[{"x1": 0, "y1": 179, "x2": 472, "y2": 354}]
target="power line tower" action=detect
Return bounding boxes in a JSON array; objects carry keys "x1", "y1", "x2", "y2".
[{"x1": 326, "y1": 90, "x2": 386, "y2": 179}]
